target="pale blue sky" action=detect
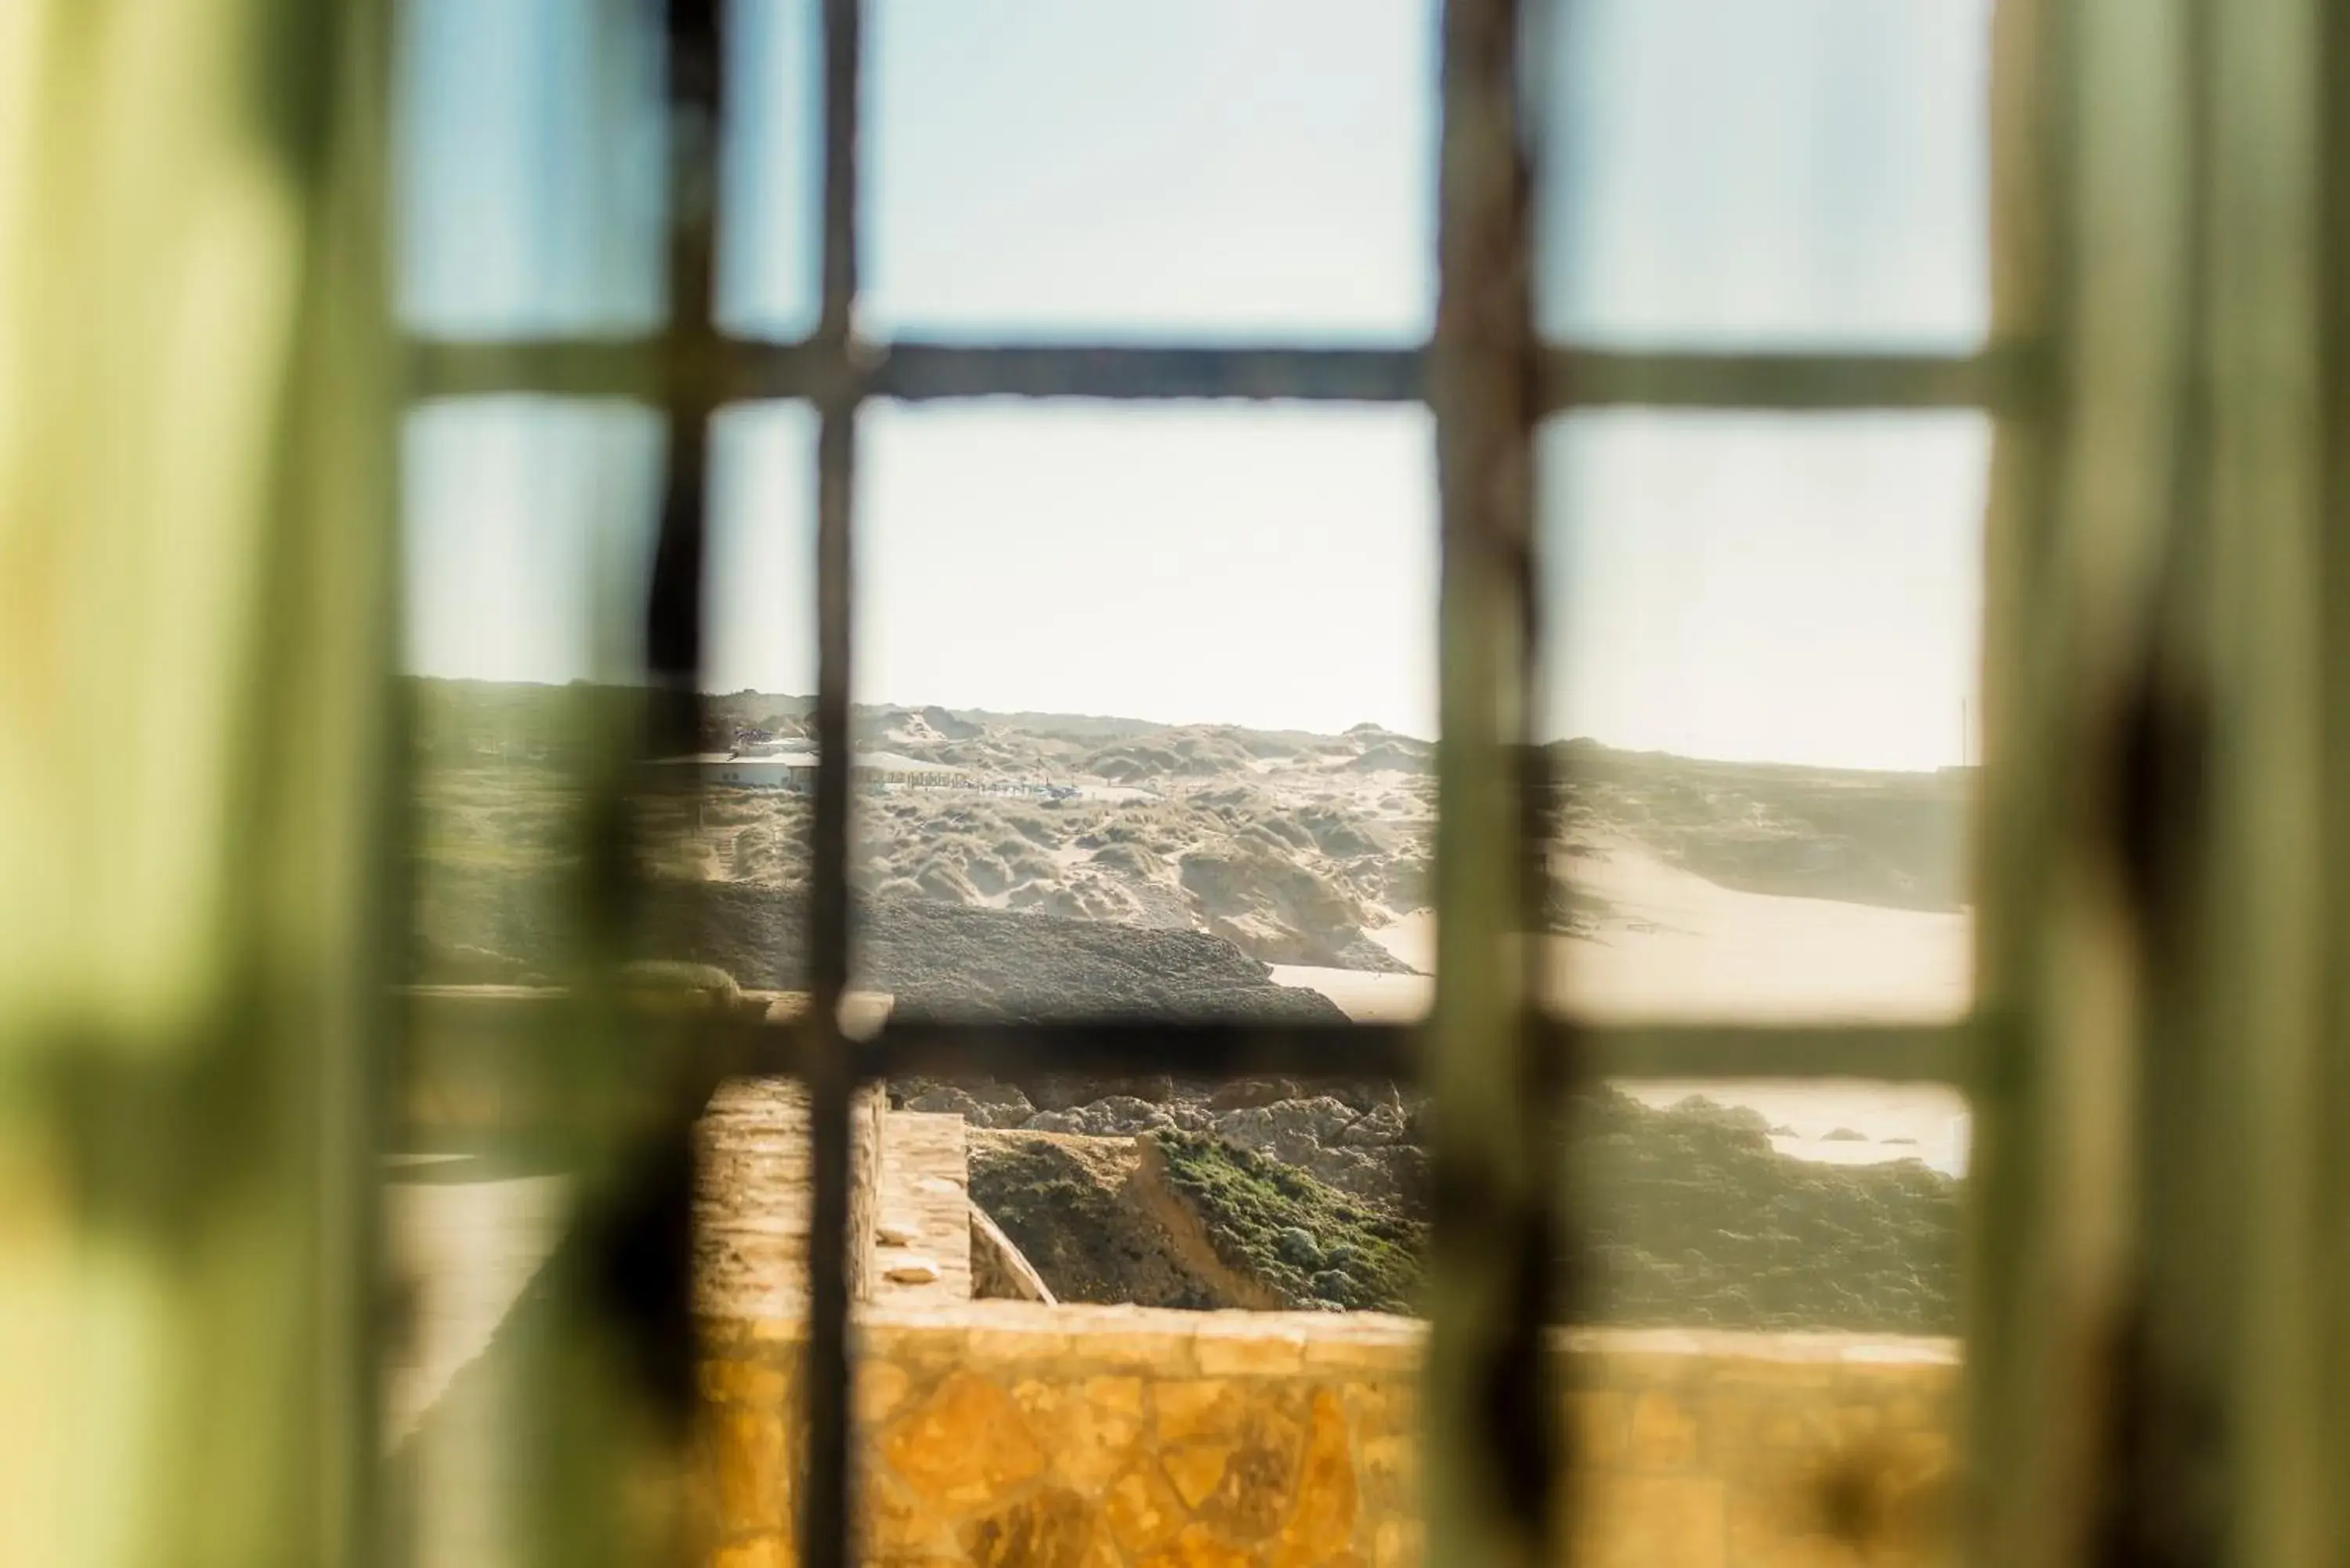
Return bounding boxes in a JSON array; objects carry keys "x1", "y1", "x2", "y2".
[
  {"x1": 399, "y1": 0, "x2": 1991, "y2": 769},
  {"x1": 704, "y1": 402, "x2": 1438, "y2": 738}
]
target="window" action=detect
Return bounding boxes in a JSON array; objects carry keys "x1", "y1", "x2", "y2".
[
  {"x1": 35, "y1": 0, "x2": 2350, "y2": 1565},
  {"x1": 393, "y1": 2, "x2": 2004, "y2": 1566}
]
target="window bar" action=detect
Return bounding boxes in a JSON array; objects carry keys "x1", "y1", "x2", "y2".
[
  {"x1": 1541, "y1": 344, "x2": 2030, "y2": 414},
  {"x1": 1425, "y1": 2, "x2": 1560, "y2": 1567},
  {"x1": 801, "y1": 0, "x2": 866, "y2": 1564},
  {"x1": 405, "y1": 987, "x2": 1969, "y2": 1090},
  {"x1": 862, "y1": 1017, "x2": 1966, "y2": 1086},
  {"x1": 406, "y1": 333, "x2": 2017, "y2": 414},
  {"x1": 649, "y1": 0, "x2": 723, "y2": 756}
]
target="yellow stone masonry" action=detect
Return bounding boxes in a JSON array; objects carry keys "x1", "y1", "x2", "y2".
[{"x1": 700, "y1": 1302, "x2": 1957, "y2": 1568}]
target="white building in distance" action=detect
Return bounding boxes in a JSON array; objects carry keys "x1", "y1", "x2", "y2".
[{"x1": 656, "y1": 746, "x2": 971, "y2": 793}]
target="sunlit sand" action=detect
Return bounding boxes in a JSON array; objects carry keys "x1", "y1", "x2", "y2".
[{"x1": 1277, "y1": 836, "x2": 1974, "y2": 1172}]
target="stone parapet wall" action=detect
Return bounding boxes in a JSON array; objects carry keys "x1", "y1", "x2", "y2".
[{"x1": 701, "y1": 1302, "x2": 1957, "y2": 1568}]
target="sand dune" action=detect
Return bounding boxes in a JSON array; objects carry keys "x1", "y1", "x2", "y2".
[
  {"x1": 1554, "y1": 835, "x2": 1970, "y2": 1023},
  {"x1": 1278, "y1": 839, "x2": 1972, "y2": 1172},
  {"x1": 421, "y1": 682, "x2": 1975, "y2": 1165},
  {"x1": 1283, "y1": 836, "x2": 1969, "y2": 1025}
]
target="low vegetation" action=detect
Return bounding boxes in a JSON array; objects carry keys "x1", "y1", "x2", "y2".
[
  {"x1": 1148, "y1": 1130, "x2": 1423, "y2": 1313},
  {"x1": 1572, "y1": 1091, "x2": 1960, "y2": 1333}
]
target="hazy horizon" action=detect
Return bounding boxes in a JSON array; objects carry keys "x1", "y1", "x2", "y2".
[
  {"x1": 418, "y1": 669, "x2": 1994, "y2": 780},
  {"x1": 400, "y1": 0, "x2": 1990, "y2": 773}
]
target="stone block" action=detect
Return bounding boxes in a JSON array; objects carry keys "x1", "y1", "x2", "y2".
[
  {"x1": 712, "y1": 1407, "x2": 791, "y2": 1532},
  {"x1": 1014, "y1": 1377, "x2": 1146, "y2": 1493},
  {"x1": 967, "y1": 1321, "x2": 1076, "y2": 1364},
  {"x1": 1155, "y1": 1379, "x2": 1243, "y2": 1445},
  {"x1": 1163, "y1": 1443, "x2": 1238, "y2": 1510},
  {"x1": 743, "y1": 1316, "x2": 808, "y2": 1345},
  {"x1": 1567, "y1": 1390, "x2": 1630, "y2": 1470},
  {"x1": 1195, "y1": 1394, "x2": 1308, "y2": 1543},
  {"x1": 710, "y1": 1534, "x2": 791, "y2": 1568},
  {"x1": 1753, "y1": 1400, "x2": 1831, "y2": 1456},
  {"x1": 1268, "y1": 1389, "x2": 1358, "y2": 1568},
  {"x1": 1086, "y1": 1375, "x2": 1148, "y2": 1415},
  {"x1": 1744, "y1": 1424, "x2": 1952, "y2": 1568},
  {"x1": 961, "y1": 1486, "x2": 1097, "y2": 1568},
  {"x1": 1135, "y1": 1523, "x2": 1260, "y2": 1568},
  {"x1": 1054, "y1": 1311, "x2": 1200, "y2": 1375},
  {"x1": 1578, "y1": 1474, "x2": 1726, "y2": 1568},
  {"x1": 1104, "y1": 1454, "x2": 1192, "y2": 1557},
  {"x1": 1629, "y1": 1391, "x2": 1702, "y2": 1471},
  {"x1": 1298, "y1": 1317, "x2": 1422, "y2": 1376},
  {"x1": 855, "y1": 1359, "x2": 913, "y2": 1425},
  {"x1": 1890, "y1": 1427, "x2": 1953, "y2": 1480},
  {"x1": 1340, "y1": 1380, "x2": 1415, "y2": 1442},
  {"x1": 1880, "y1": 1390, "x2": 1946, "y2": 1433},
  {"x1": 1195, "y1": 1318, "x2": 1308, "y2": 1377},
  {"x1": 1706, "y1": 1348, "x2": 1843, "y2": 1391},
  {"x1": 703, "y1": 1355, "x2": 790, "y2": 1407},
  {"x1": 1372, "y1": 1518, "x2": 1422, "y2": 1568},
  {"x1": 880, "y1": 1370, "x2": 1045, "y2": 1512},
  {"x1": 864, "y1": 1469, "x2": 958, "y2": 1561},
  {"x1": 1829, "y1": 1402, "x2": 1886, "y2": 1447},
  {"x1": 1357, "y1": 1436, "x2": 1417, "y2": 1505},
  {"x1": 1722, "y1": 1489, "x2": 1849, "y2": 1568},
  {"x1": 862, "y1": 1318, "x2": 970, "y2": 1382}
]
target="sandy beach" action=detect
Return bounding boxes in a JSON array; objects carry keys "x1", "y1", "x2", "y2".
[{"x1": 1276, "y1": 836, "x2": 1974, "y2": 1172}]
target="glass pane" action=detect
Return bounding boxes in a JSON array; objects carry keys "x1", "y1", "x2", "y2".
[
  {"x1": 1570, "y1": 1082, "x2": 1965, "y2": 1332},
  {"x1": 401, "y1": 393, "x2": 663, "y2": 1021},
  {"x1": 395, "y1": 0, "x2": 666, "y2": 337},
  {"x1": 395, "y1": 396, "x2": 671, "y2": 1567},
  {"x1": 403, "y1": 398, "x2": 665, "y2": 690},
  {"x1": 627, "y1": 403, "x2": 819, "y2": 991},
  {"x1": 400, "y1": 395, "x2": 825, "y2": 994},
  {"x1": 396, "y1": 400, "x2": 832, "y2": 1565},
  {"x1": 851, "y1": 403, "x2": 1437, "y2": 1021},
  {"x1": 403, "y1": 396, "x2": 661, "y2": 988},
  {"x1": 718, "y1": 0, "x2": 823, "y2": 338},
  {"x1": 877, "y1": 1068, "x2": 1430, "y2": 1311},
  {"x1": 1538, "y1": 412, "x2": 1984, "y2": 1023},
  {"x1": 866, "y1": 0, "x2": 1437, "y2": 341},
  {"x1": 1532, "y1": 0, "x2": 1991, "y2": 349},
  {"x1": 707, "y1": 403, "x2": 820, "y2": 701}
]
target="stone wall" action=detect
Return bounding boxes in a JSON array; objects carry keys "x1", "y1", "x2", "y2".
[
  {"x1": 700, "y1": 1302, "x2": 1956, "y2": 1568},
  {"x1": 696, "y1": 1079, "x2": 888, "y2": 1317}
]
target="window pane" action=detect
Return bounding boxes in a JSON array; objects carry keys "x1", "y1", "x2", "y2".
[
  {"x1": 689, "y1": 1074, "x2": 1961, "y2": 1565},
  {"x1": 1539, "y1": 412, "x2": 1983, "y2": 1023},
  {"x1": 402, "y1": 394, "x2": 664, "y2": 985},
  {"x1": 627, "y1": 403, "x2": 819, "y2": 992},
  {"x1": 395, "y1": 0, "x2": 666, "y2": 337},
  {"x1": 1571, "y1": 1082, "x2": 1965, "y2": 1332},
  {"x1": 849, "y1": 403, "x2": 1437, "y2": 1020},
  {"x1": 394, "y1": 396, "x2": 675, "y2": 1566},
  {"x1": 707, "y1": 403, "x2": 821, "y2": 699},
  {"x1": 719, "y1": 0, "x2": 823, "y2": 338},
  {"x1": 876, "y1": 1068, "x2": 1430, "y2": 1310},
  {"x1": 1533, "y1": 0, "x2": 1991, "y2": 349},
  {"x1": 866, "y1": 0, "x2": 1437, "y2": 341},
  {"x1": 400, "y1": 396, "x2": 822, "y2": 997},
  {"x1": 403, "y1": 397, "x2": 666, "y2": 688}
]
